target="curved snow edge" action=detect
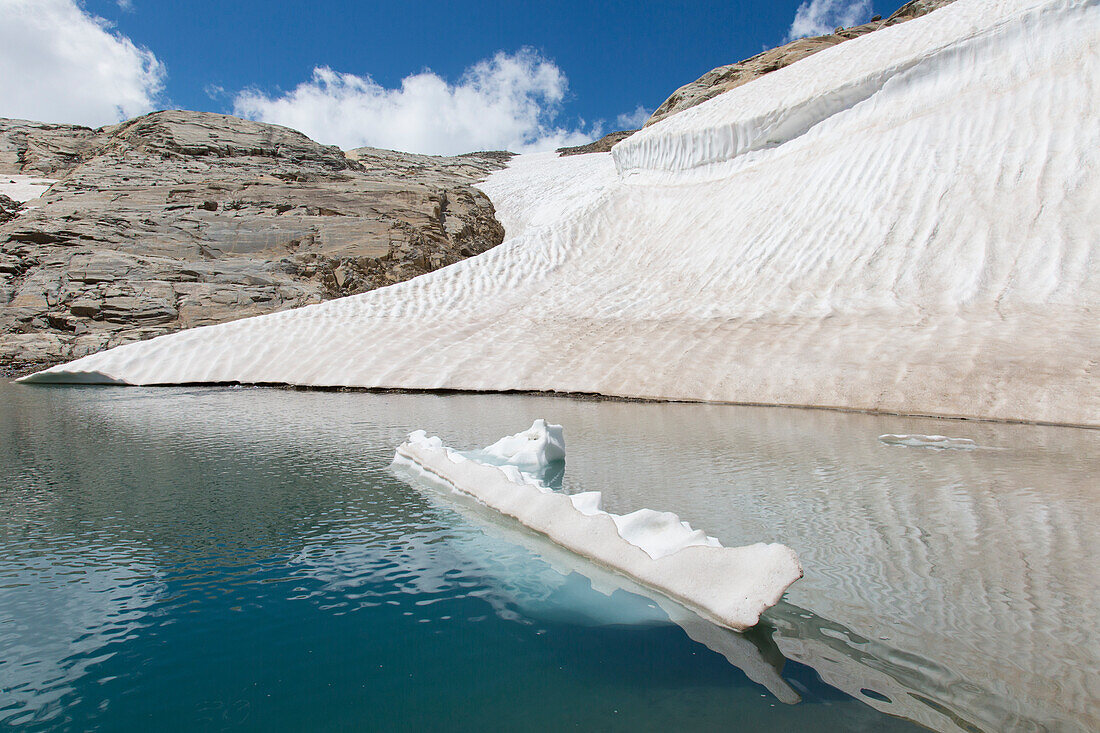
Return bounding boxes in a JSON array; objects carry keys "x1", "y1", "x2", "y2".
[
  {"x1": 393, "y1": 429, "x2": 803, "y2": 631},
  {"x1": 611, "y1": 0, "x2": 1068, "y2": 174}
]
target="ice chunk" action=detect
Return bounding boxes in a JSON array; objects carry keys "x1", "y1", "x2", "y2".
[
  {"x1": 479, "y1": 419, "x2": 566, "y2": 469},
  {"x1": 394, "y1": 423, "x2": 802, "y2": 631},
  {"x1": 568, "y1": 491, "x2": 604, "y2": 516},
  {"x1": 879, "y1": 434, "x2": 977, "y2": 450}
]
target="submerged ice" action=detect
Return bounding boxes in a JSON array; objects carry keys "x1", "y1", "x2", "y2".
[
  {"x1": 392, "y1": 420, "x2": 803, "y2": 631},
  {"x1": 879, "y1": 434, "x2": 978, "y2": 450}
]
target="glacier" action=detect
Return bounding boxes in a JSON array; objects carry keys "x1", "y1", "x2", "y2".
[
  {"x1": 20, "y1": 0, "x2": 1100, "y2": 427},
  {"x1": 392, "y1": 420, "x2": 803, "y2": 631}
]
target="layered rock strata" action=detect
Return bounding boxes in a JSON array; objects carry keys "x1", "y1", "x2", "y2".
[{"x1": 0, "y1": 111, "x2": 509, "y2": 376}]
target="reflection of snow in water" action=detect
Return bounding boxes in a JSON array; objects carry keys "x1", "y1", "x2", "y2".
[
  {"x1": 567, "y1": 406, "x2": 1099, "y2": 733},
  {"x1": 0, "y1": 555, "x2": 163, "y2": 722},
  {"x1": 290, "y1": 479, "x2": 803, "y2": 706},
  {"x1": 287, "y1": 502, "x2": 670, "y2": 629}
]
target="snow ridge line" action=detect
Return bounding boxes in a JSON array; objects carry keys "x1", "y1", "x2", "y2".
[{"x1": 612, "y1": 0, "x2": 1086, "y2": 175}]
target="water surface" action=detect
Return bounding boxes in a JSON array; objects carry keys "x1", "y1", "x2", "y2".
[{"x1": 1, "y1": 383, "x2": 1096, "y2": 731}]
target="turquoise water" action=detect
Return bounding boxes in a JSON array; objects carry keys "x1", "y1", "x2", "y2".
[{"x1": 1, "y1": 383, "x2": 1096, "y2": 731}]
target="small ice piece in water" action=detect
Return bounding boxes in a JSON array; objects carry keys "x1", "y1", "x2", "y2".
[
  {"x1": 393, "y1": 421, "x2": 802, "y2": 631},
  {"x1": 479, "y1": 418, "x2": 566, "y2": 468},
  {"x1": 879, "y1": 434, "x2": 977, "y2": 450}
]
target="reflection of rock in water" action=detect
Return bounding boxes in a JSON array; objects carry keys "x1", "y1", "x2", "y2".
[
  {"x1": 0, "y1": 555, "x2": 164, "y2": 721},
  {"x1": 765, "y1": 600, "x2": 1091, "y2": 733}
]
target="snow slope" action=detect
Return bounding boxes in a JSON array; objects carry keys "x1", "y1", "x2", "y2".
[{"x1": 22, "y1": 0, "x2": 1100, "y2": 426}]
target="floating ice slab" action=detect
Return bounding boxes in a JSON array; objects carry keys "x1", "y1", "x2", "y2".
[
  {"x1": 410, "y1": 472, "x2": 801, "y2": 703},
  {"x1": 392, "y1": 421, "x2": 803, "y2": 631},
  {"x1": 879, "y1": 433, "x2": 978, "y2": 449},
  {"x1": 22, "y1": 0, "x2": 1100, "y2": 427}
]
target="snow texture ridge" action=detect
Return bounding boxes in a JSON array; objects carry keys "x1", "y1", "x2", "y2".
[
  {"x1": 392, "y1": 421, "x2": 803, "y2": 630},
  {"x1": 22, "y1": 0, "x2": 1100, "y2": 427}
]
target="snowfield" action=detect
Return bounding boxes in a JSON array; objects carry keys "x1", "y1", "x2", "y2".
[{"x1": 23, "y1": 0, "x2": 1100, "y2": 426}]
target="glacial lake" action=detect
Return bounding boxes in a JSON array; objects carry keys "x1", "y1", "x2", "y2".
[{"x1": 1, "y1": 382, "x2": 1096, "y2": 732}]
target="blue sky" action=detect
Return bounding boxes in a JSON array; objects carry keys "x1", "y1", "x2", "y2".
[{"x1": 1, "y1": 0, "x2": 881, "y2": 153}]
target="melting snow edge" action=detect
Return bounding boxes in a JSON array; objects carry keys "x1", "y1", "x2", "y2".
[{"x1": 392, "y1": 421, "x2": 802, "y2": 631}]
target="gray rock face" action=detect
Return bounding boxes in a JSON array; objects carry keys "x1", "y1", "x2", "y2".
[
  {"x1": 0, "y1": 110, "x2": 510, "y2": 376},
  {"x1": 0, "y1": 195, "x2": 21, "y2": 225},
  {"x1": 557, "y1": 130, "x2": 640, "y2": 157},
  {"x1": 645, "y1": 0, "x2": 958, "y2": 127},
  {"x1": 0, "y1": 119, "x2": 98, "y2": 176}
]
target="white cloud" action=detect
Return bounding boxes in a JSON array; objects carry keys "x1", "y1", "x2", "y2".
[
  {"x1": 614, "y1": 105, "x2": 651, "y2": 130},
  {"x1": 787, "y1": 0, "x2": 875, "y2": 40},
  {"x1": 233, "y1": 49, "x2": 596, "y2": 155},
  {"x1": 0, "y1": 0, "x2": 163, "y2": 126}
]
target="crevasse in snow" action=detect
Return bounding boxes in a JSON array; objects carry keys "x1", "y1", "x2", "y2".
[
  {"x1": 392, "y1": 421, "x2": 803, "y2": 631},
  {"x1": 22, "y1": 0, "x2": 1100, "y2": 427}
]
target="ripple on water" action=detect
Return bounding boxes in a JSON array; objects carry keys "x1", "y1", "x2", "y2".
[{"x1": 0, "y1": 384, "x2": 1096, "y2": 732}]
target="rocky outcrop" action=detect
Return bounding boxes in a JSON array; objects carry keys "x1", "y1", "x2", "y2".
[
  {"x1": 0, "y1": 111, "x2": 510, "y2": 377},
  {"x1": 645, "y1": 0, "x2": 958, "y2": 127},
  {"x1": 0, "y1": 195, "x2": 21, "y2": 225},
  {"x1": 0, "y1": 119, "x2": 98, "y2": 176},
  {"x1": 557, "y1": 130, "x2": 639, "y2": 157}
]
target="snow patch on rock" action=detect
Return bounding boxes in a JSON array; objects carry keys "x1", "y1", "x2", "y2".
[{"x1": 0, "y1": 175, "x2": 56, "y2": 203}]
